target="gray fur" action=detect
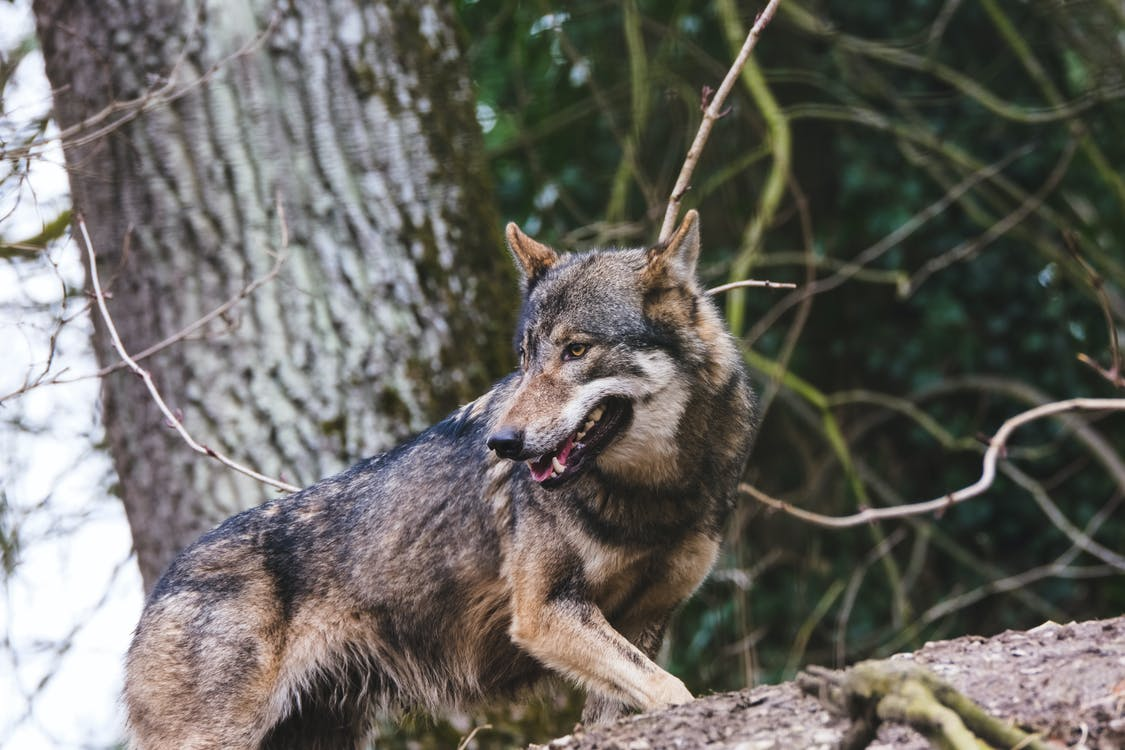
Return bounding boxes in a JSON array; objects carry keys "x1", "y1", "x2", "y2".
[{"x1": 124, "y1": 211, "x2": 757, "y2": 749}]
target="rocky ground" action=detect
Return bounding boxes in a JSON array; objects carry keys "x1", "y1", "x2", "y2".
[{"x1": 539, "y1": 615, "x2": 1125, "y2": 749}]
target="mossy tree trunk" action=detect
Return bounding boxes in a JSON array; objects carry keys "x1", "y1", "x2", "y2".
[{"x1": 33, "y1": 0, "x2": 514, "y2": 590}]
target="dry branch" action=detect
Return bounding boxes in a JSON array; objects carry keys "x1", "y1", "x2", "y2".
[
  {"x1": 658, "y1": 0, "x2": 783, "y2": 243},
  {"x1": 1, "y1": 200, "x2": 290, "y2": 404},
  {"x1": 740, "y1": 397, "x2": 1125, "y2": 528},
  {"x1": 0, "y1": 249, "x2": 288, "y2": 403},
  {"x1": 1065, "y1": 232, "x2": 1125, "y2": 388},
  {"x1": 742, "y1": 144, "x2": 1035, "y2": 347},
  {"x1": 3, "y1": 15, "x2": 279, "y2": 164},
  {"x1": 78, "y1": 217, "x2": 300, "y2": 494},
  {"x1": 905, "y1": 138, "x2": 1077, "y2": 294},
  {"x1": 706, "y1": 278, "x2": 796, "y2": 295}
]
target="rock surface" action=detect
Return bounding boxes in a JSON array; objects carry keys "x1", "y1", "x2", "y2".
[{"x1": 542, "y1": 615, "x2": 1125, "y2": 749}]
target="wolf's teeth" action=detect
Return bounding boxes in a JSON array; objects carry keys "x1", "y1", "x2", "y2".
[
  {"x1": 589, "y1": 405, "x2": 605, "y2": 422},
  {"x1": 552, "y1": 456, "x2": 566, "y2": 474},
  {"x1": 576, "y1": 430, "x2": 587, "y2": 440},
  {"x1": 583, "y1": 419, "x2": 596, "y2": 432}
]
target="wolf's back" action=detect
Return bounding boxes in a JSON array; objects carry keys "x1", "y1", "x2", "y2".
[
  {"x1": 125, "y1": 388, "x2": 538, "y2": 747},
  {"x1": 124, "y1": 211, "x2": 759, "y2": 749}
]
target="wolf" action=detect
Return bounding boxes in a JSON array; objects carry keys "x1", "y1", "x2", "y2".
[{"x1": 124, "y1": 210, "x2": 758, "y2": 749}]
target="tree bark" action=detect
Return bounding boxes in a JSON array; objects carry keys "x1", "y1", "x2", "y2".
[{"x1": 33, "y1": 0, "x2": 514, "y2": 589}]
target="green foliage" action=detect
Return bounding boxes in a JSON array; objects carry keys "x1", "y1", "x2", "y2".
[{"x1": 458, "y1": 0, "x2": 1125, "y2": 737}]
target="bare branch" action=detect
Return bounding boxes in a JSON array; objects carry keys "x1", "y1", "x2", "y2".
[
  {"x1": 878, "y1": 492, "x2": 1123, "y2": 655},
  {"x1": 658, "y1": 0, "x2": 783, "y2": 243},
  {"x1": 1064, "y1": 232, "x2": 1124, "y2": 388},
  {"x1": 0, "y1": 229, "x2": 289, "y2": 404},
  {"x1": 1001, "y1": 462, "x2": 1125, "y2": 571},
  {"x1": 742, "y1": 143, "x2": 1034, "y2": 347},
  {"x1": 78, "y1": 217, "x2": 299, "y2": 494},
  {"x1": 706, "y1": 278, "x2": 797, "y2": 295},
  {"x1": 740, "y1": 397, "x2": 1125, "y2": 528},
  {"x1": 906, "y1": 138, "x2": 1077, "y2": 294},
  {"x1": 2, "y1": 14, "x2": 279, "y2": 164},
  {"x1": 94, "y1": 248, "x2": 288, "y2": 380}
]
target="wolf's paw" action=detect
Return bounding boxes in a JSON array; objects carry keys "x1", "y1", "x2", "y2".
[{"x1": 650, "y1": 673, "x2": 694, "y2": 709}]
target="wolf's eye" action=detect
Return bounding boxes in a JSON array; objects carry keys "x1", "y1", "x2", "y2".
[{"x1": 563, "y1": 342, "x2": 588, "y2": 360}]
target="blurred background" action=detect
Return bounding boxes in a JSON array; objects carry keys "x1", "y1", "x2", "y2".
[{"x1": 2, "y1": 0, "x2": 1123, "y2": 747}]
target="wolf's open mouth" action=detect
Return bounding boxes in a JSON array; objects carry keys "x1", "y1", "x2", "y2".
[{"x1": 527, "y1": 397, "x2": 633, "y2": 488}]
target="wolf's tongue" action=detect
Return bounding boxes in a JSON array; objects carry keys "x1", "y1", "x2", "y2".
[
  {"x1": 528, "y1": 459, "x2": 553, "y2": 483},
  {"x1": 528, "y1": 434, "x2": 576, "y2": 483},
  {"x1": 557, "y1": 434, "x2": 574, "y2": 464}
]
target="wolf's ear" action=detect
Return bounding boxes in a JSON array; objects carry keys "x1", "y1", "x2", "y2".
[
  {"x1": 646, "y1": 210, "x2": 701, "y2": 284},
  {"x1": 506, "y1": 223, "x2": 559, "y2": 286}
]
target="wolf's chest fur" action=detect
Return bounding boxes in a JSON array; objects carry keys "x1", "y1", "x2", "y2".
[{"x1": 124, "y1": 211, "x2": 757, "y2": 750}]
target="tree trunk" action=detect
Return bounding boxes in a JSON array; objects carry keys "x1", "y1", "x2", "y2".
[{"x1": 33, "y1": 0, "x2": 513, "y2": 590}]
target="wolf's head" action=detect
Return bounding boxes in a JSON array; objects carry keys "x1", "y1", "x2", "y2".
[{"x1": 486, "y1": 212, "x2": 744, "y2": 490}]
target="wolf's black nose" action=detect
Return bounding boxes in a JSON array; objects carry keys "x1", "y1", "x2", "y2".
[{"x1": 487, "y1": 428, "x2": 525, "y2": 459}]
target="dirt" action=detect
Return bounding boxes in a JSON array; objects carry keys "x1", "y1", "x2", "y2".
[{"x1": 540, "y1": 615, "x2": 1125, "y2": 749}]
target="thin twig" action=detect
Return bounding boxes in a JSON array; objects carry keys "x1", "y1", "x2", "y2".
[
  {"x1": 880, "y1": 493, "x2": 1122, "y2": 654},
  {"x1": 108, "y1": 259, "x2": 284, "y2": 370},
  {"x1": 455, "y1": 724, "x2": 492, "y2": 750},
  {"x1": 740, "y1": 397, "x2": 1125, "y2": 527},
  {"x1": 1001, "y1": 462, "x2": 1125, "y2": 571},
  {"x1": 835, "y1": 528, "x2": 908, "y2": 667},
  {"x1": 658, "y1": 0, "x2": 783, "y2": 242},
  {"x1": 1064, "y1": 232, "x2": 1124, "y2": 388},
  {"x1": 0, "y1": 208, "x2": 290, "y2": 404},
  {"x1": 78, "y1": 217, "x2": 300, "y2": 494},
  {"x1": 906, "y1": 138, "x2": 1077, "y2": 294},
  {"x1": 742, "y1": 143, "x2": 1034, "y2": 347},
  {"x1": 5, "y1": 14, "x2": 280, "y2": 164},
  {"x1": 706, "y1": 278, "x2": 797, "y2": 295}
]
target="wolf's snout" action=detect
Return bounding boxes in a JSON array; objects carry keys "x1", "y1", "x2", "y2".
[{"x1": 487, "y1": 427, "x2": 526, "y2": 459}]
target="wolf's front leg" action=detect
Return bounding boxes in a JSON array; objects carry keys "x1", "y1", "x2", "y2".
[
  {"x1": 580, "y1": 615, "x2": 673, "y2": 725},
  {"x1": 507, "y1": 547, "x2": 692, "y2": 713},
  {"x1": 509, "y1": 597, "x2": 691, "y2": 712}
]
